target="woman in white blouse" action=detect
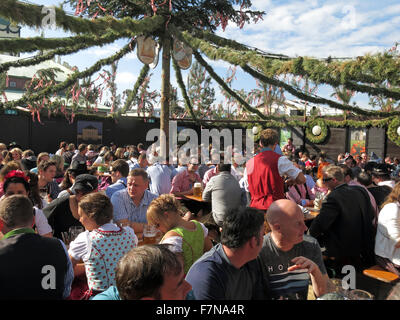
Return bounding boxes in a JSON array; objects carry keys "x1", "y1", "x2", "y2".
[{"x1": 375, "y1": 182, "x2": 400, "y2": 276}]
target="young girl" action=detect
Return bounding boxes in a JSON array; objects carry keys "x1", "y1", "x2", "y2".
[
  {"x1": 1, "y1": 170, "x2": 52, "y2": 237},
  {"x1": 68, "y1": 192, "x2": 137, "y2": 299},
  {"x1": 146, "y1": 194, "x2": 213, "y2": 274}
]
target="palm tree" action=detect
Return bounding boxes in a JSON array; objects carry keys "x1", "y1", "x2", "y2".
[{"x1": 331, "y1": 85, "x2": 354, "y2": 120}]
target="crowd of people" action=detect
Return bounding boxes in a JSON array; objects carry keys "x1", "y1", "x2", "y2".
[{"x1": 1, "y1": 130, "x2": 400, "y2": 300}]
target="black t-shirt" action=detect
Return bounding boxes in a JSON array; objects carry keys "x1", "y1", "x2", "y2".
[
  {"x1": 368, "y1": 185, "x2": 392, "y2": 208},
  {"x1": 43, "y1": 195, "x2": 83, "y2": 239}
]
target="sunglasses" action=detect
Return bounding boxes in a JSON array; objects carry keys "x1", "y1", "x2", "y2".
[{"x1": 322, "y1": 177, "x2": 333, "y2": 182}]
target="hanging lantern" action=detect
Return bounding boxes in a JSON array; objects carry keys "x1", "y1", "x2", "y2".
[
  {"x1": 397, "y1": 126, "x2": 400, "y2": 136},
  {"x1": 137, "y1": 36, "x2": 157, "y2": 65},
  {"x1": 149, "y1": 42, "x2": 160, "y2": 69},
  {"x1": 252, "y1": 126, "x2": 259, "y2": 135},
  {"x1": 177, "y1": 47, "x2": 192, "y2": 70},
  {"x1": 173, "y1": 39, "x2": 186, "y2": 61},
  {"x1": 173, "y1": 39, "x2": 192, "y2": 70},
  {"x1": 312, "y1": 125, "x2": 322, "y2": 136}
]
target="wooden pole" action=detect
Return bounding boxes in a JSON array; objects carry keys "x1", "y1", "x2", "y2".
[{"x1": 160, "y1": 33, "x2": 171, "y2": 161}]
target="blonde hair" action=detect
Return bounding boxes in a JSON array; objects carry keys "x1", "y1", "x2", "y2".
[
  {"x1": 10, "y1": 148, "x2": 22, "y2": 160},
  {"x1": 36, "y1": 152, "x2": 49, "y2": 166},
  {"x1": 51, "y1": 154, "x2": 65, "y2": 171},
  {"x1": 146, "y1": 194, "x2": 181, "y2": 227},
  {"x1": 381, "y1": 182, "x2": 400, "y2": 210}
]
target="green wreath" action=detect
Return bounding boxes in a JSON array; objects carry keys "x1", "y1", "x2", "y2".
[
  {"x1": 305, "y1": 118, "x2": 329, "y2": 144},
  {"x1": 387, "y1": 117, "x2": 400, "y2": 146}
]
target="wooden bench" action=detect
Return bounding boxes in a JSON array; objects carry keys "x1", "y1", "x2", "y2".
[{"x1": 363, "y1": 265, "x2": 400, "y2": 283}]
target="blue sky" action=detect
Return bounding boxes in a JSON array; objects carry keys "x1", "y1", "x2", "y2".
[{"x1": 16, "y1": 0, "x2": 400, "y2": 112}]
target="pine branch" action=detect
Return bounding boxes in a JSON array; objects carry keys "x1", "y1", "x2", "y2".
[
  {"x1": 0, "y1": 29, "x2": 131, "y2": 54},
  {"x1": 181, "y1": 31, "x2": 400, "y2": 117},
  {"x1": 118, "y1": 63, "x2": 150, "y2": 115},
  {"x1": 0, "y1": 40, "x2": 135, "y2": 110},
  {"x1": 0, "y1": 43, "x2": 88, "y2": 74},
  {"x1": 1, "y1": 1, "x2": 165, "y2": 36},
  {"x1": 242, "y1": 64, "x2": 400, "y2": 118},
  {"x1": 192, "y1": 50, "x2": 267, "y2": 120},
  {"x1": 187, "y1": 30, "x2": 400, "y2": 99},
  {"x1": 172, "y1": 56, "x2": 199, "y2": 125}
]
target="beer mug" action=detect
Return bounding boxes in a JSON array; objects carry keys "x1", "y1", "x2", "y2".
[
  {"x1": 193, "y1": 182, "x2": 202, "y2": 197},
  {"x1": 143, "y1": 224, "x2": 158, "y2": 245}
]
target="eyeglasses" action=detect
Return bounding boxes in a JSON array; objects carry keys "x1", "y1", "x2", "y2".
[{"x1": 322, "y1": 177, "x2": 333, "y2": 182}]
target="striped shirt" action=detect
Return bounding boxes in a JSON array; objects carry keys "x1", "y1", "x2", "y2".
[{"x1": 111, "y1": 189, "x2": 158, "y2": 224}]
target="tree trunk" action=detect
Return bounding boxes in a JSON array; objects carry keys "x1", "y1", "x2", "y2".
[{"x1": 160, "y1": 34, "x2": 171, "y2": 162}]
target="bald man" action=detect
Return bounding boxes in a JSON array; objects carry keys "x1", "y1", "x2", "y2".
[{"x1": 257, "y1": 199, "x2": 329, "y2": 300}]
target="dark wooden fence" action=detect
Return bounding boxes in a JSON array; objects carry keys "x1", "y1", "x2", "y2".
[{"x1": 0, "y1": 112, "x2": 399, "y2": 160}]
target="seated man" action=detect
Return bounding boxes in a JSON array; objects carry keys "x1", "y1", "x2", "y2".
[
  {"x1": 171, "y1": 157, "x2": 203, "y2": 216},
  {"x1": 111, "y1": 168, "x2": 157, "y2": 236},
  {"x1": 170, "y1": 157, "x2": 201, "y2": 197},
  {"x1": 259, "y1": 199, "x2": 328, "y2": 300},
  {"x1": 309, "y1": 165, "x2": 376, "y2": 274},
  {"x1": 202, "y1": 163, "x2": 247, "y2": 227},
  {"x1": 105, "y1": 159, "x2": 129, "y2": 198},
  {"x1": 146, "y1": 158, "x2": 172, "y2": 196},
  {"x1": 44, "y1": 174, "x2": 98, "y2": 239},
  {"x1": 0, "y1": 195, "x2": 73, "y2": 299},
  {"x1": 185, "y1": 207, "x2": 270, "y2": 300},
  {"x1": 37, "y1": 159, "x2": 61, "y2": 205},
  {"x1": 92, "y1": 244, "x2": 192, "y2": 300}
]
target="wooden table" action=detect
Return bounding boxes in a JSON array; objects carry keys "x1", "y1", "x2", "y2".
[
  {"x1": 304, "y1": 208, "x2": 320, "y2": 221},
  {"x1": 184, "y1": 194, "x2": 204, "y2": 202}
]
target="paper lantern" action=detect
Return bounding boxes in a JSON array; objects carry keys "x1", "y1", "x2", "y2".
[
  {"x1": 312, "y1": 125, "x2": 322, "y2": 136},
  {"x1": 173, "y1": 39, "x2": 193, "y2": 70},
  {"x1": 252, "y1": 126, "x2": 259, "y2": 135},
  {"x1": 137, "y1": 36, "x2": 156, "y2": 65},
  {"x1": 397, "y1": 126, "x2": 400, "y2": 136}
]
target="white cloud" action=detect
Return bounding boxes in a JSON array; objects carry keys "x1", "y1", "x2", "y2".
[
  {"x1": 86, "y1": 44, "x2": 121, "y2": 57},
  {"x1": 116, "y1": 71, "x2": 136, "y2": 85}
]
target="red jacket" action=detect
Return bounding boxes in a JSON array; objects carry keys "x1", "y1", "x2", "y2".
[{"x1": 246, "y1": 150, "x2": 284, "y2": 210}]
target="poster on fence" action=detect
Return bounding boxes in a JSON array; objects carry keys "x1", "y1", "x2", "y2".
[
  {"x1": 349, "y1": 128, "x2": 366, "y2": 156},
  {"x1": 77, "y1": 121, "x2": 103, "y2": 145},
  {"x1": 280, "y1": 128, "x2": 291, "y2": 149}
]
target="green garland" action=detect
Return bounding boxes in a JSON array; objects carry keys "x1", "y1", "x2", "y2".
[
  {"x1": 0, "y1": 40, "x2": 135, "y2": 110},
  {"x1": 1, "y1": 0, "x2": 165, "y2": 36},
  {"x1": 181, "y1": 31, "x2": 400, "y2": 118},
  {"x1": 171, "y1": 56, "x2": 199, "y2": 125},
  {"x1": 193, "y1": 29, "x2": 400, "y2": 90},
  {"x1": 305, "y1": 118, "x2": 329, "y2": 144},
  {"x1": 387, "y1": 117, "x2": 400, "y2": 146},
  {"x1": 117, "y1": 63, "x2": 150, "y2": 116},
  {"x1": 0, "y1": 30, "x2": 128, "y2": 54}
]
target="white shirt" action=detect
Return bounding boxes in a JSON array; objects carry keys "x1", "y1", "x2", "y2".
[
  {"x1": 375, "y1": 202, "x2": 400, "y2": 265},
  {"x1": 34, "y1": 207, "x2": 52, "y2": 236},
  {"x1": 378, "y1": 180, "x2": 395, "y2": 189},
  {"x1": 68, "y1": 223, "x2": 137, "y2": 261},
  {"x1": 242, "y1": 156, "x2": 302, "y2": 190}
]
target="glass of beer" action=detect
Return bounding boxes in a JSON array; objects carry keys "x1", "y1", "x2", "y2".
[
  {"x1": 143, "y1": 224, "x2": 158, "y2": 245},
  {"x1": 193, "y1": 182, "x2": 202, "y2": 197}
]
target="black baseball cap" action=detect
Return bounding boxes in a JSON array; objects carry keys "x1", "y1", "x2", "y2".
[
  {"x1": 71, "y1": 174, "x2": 98, "y2": 193},
  {"x1": 372, "y1": 164, "x2": 390, "y2": 176}
]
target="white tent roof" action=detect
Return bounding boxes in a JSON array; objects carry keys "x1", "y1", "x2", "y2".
[{"x1": 0, "y1": 54, "x2": 74, "y2": 82}]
